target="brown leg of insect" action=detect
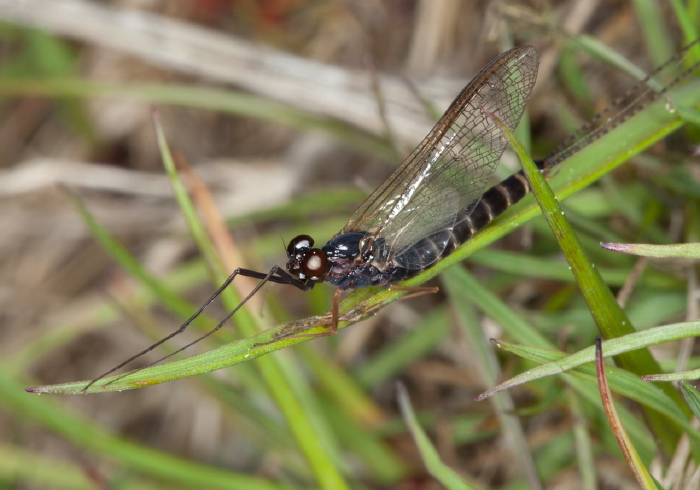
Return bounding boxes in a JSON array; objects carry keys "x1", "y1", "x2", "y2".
[
  {"x1": 267, "y1": 288, "x2": 345, "y2": 343},
  {"x1": 269, "y1": 285, "x2": 439, "y2": 343}
]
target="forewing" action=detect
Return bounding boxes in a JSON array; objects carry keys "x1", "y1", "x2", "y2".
[{"x1": 341, "y1": 45, "x2": 539, "y2": 269}]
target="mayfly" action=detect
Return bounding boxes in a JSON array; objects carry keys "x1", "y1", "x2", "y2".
[{"x1": 87, "y1": 40, "x2": 700, "y2": 390}]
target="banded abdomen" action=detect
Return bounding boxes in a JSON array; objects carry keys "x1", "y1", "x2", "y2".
[{"x1": 386, "y1": 162, "x2": 544, "y2": 282}]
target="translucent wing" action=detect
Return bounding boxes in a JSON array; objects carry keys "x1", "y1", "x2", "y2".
[{"x1": 341, "y1": 45, "x2": 539, "y2": 269}]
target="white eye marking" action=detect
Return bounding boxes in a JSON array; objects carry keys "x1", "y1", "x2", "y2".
[
  {"x1": 307, "y1": 255, "x2": 322, "y2": 271},
  {"x1": 297, "y1": 239, "x2": 312, "y2": 249}
]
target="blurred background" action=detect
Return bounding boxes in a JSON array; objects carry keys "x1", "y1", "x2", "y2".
[{"x1": 1, "y1": 1, "x2": 699, "y2": 489}]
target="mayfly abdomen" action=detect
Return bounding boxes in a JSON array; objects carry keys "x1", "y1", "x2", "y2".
[{"x1": 385, "y1": 161, "x2": 541, "y2": 281}]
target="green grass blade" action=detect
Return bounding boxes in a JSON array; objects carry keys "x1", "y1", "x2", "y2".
[
  {"x1": 153, "y1": 116, "x2": 350, "y2": 490},
  {"x1": 353, "y1": 307, "x2": 451, "y2": 388},
  {"x1": 63, "y1": 188, "x2": 195, "y2": 318},
  {"x1": 680, "y1": 382, "x2": 700, "y2": 420},
  {"x1": 4, "y1": 374, "x2": 285, "y2": 489},
  {"x1": 644, "y1": 368, "x2": 700, "y2": 382},
  {"x1": 573, "y1": 35, "x2": 659, "y2": 82},
  {"x1": 632, "y1": 0, "x2": 674, "y2": 64},
  {"x1": 0, "y1": 444, "x2": 162, "y2": 490},
  {"x1": 397, "y1": 383, "x2": 478, "y2": 490},
  {"x1": 568, "y1": 389, "x2": 597, "y2": 490},
  {"x1": 478, "y1": 341, "x2": 700, "y2": 441},
  {"x1": 675, "y1": 104, "x2": 700, "y2": 125},
  {"x1": 601, "y1": 242, "x2": 700, "y2": 258},
  {"x1": 490, "y1": 109, "x2": 691, "y2": 452},
  {"x1": 670, "y1": 0, "x2": 700, "y2": 45},
  {"x1": 492, "y1": 113, "x2": 632, "y2": 340},
  {"x1": 443, "y1": 265, "x2": 550, "y2": 348},
  {"x1": 443, "y1": 267, "x2": 543, "y2": 489},
  {"x1": 478, "y1": 320, "x2": 700, "y2": 399}
]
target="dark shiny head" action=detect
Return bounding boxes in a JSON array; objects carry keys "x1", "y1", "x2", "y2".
[{"x1": 286, "y1": 235, "x2": 329, "y2": 283}]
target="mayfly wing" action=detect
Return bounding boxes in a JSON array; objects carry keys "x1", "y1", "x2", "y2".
[
  {"x1": 544, "y1": 38, "x2": 700, "y2": 169},
  {"x1": 340, "y1": 45, "x2": 539, "y2": 269}
]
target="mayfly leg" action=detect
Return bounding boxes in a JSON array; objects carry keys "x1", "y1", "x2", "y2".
[
  {"x1": 85, "y1": 266, "x2": 310, "y2": 391},
  {"x1": 270, "y1": 284, "x2": 440, "y2": 343}
]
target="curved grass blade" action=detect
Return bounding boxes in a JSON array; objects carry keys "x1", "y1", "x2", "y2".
[
  {"x1": 595, "y1": 339, "x2": 658, "y2": 489},
  {"x1": 475, "y1": 340, "x2": 700, "y2": 443},
  {"x1": 476, "y1": 320, "x2": 700, "y2": 400},
  {"x1": 5, "y1": 372, "x2": 285, "y2": 489},
  {"x1": 396, "y1": 382, "x2": 477, "y2": 490},
  {"x1": 601, "y1": 242, "x2": 700, "y2": 259},
  {"x1": 153, "y1": 114, "x2": 351, "y2": 490}
]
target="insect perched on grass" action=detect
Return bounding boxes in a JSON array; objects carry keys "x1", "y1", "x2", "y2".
[{"x1": 82, "y1": 39, "x2": 700, "y2": 391}]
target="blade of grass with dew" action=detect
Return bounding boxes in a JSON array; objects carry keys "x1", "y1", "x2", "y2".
[
  {"x1": 153, "y1": 114, "x2": 350, "y2": 490},
  {"x1": 595, "y1": 339, "x2": 658, "y2": 489},
  {"x1": 25, "y1": 299, "x2": 386, "y2": 392},
  {"x1": 396, "y1": 383, "x2": 478, "y2": 490},
  {"x1": 490, "y1": 109, "x2": 692, "y2": 452}
]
